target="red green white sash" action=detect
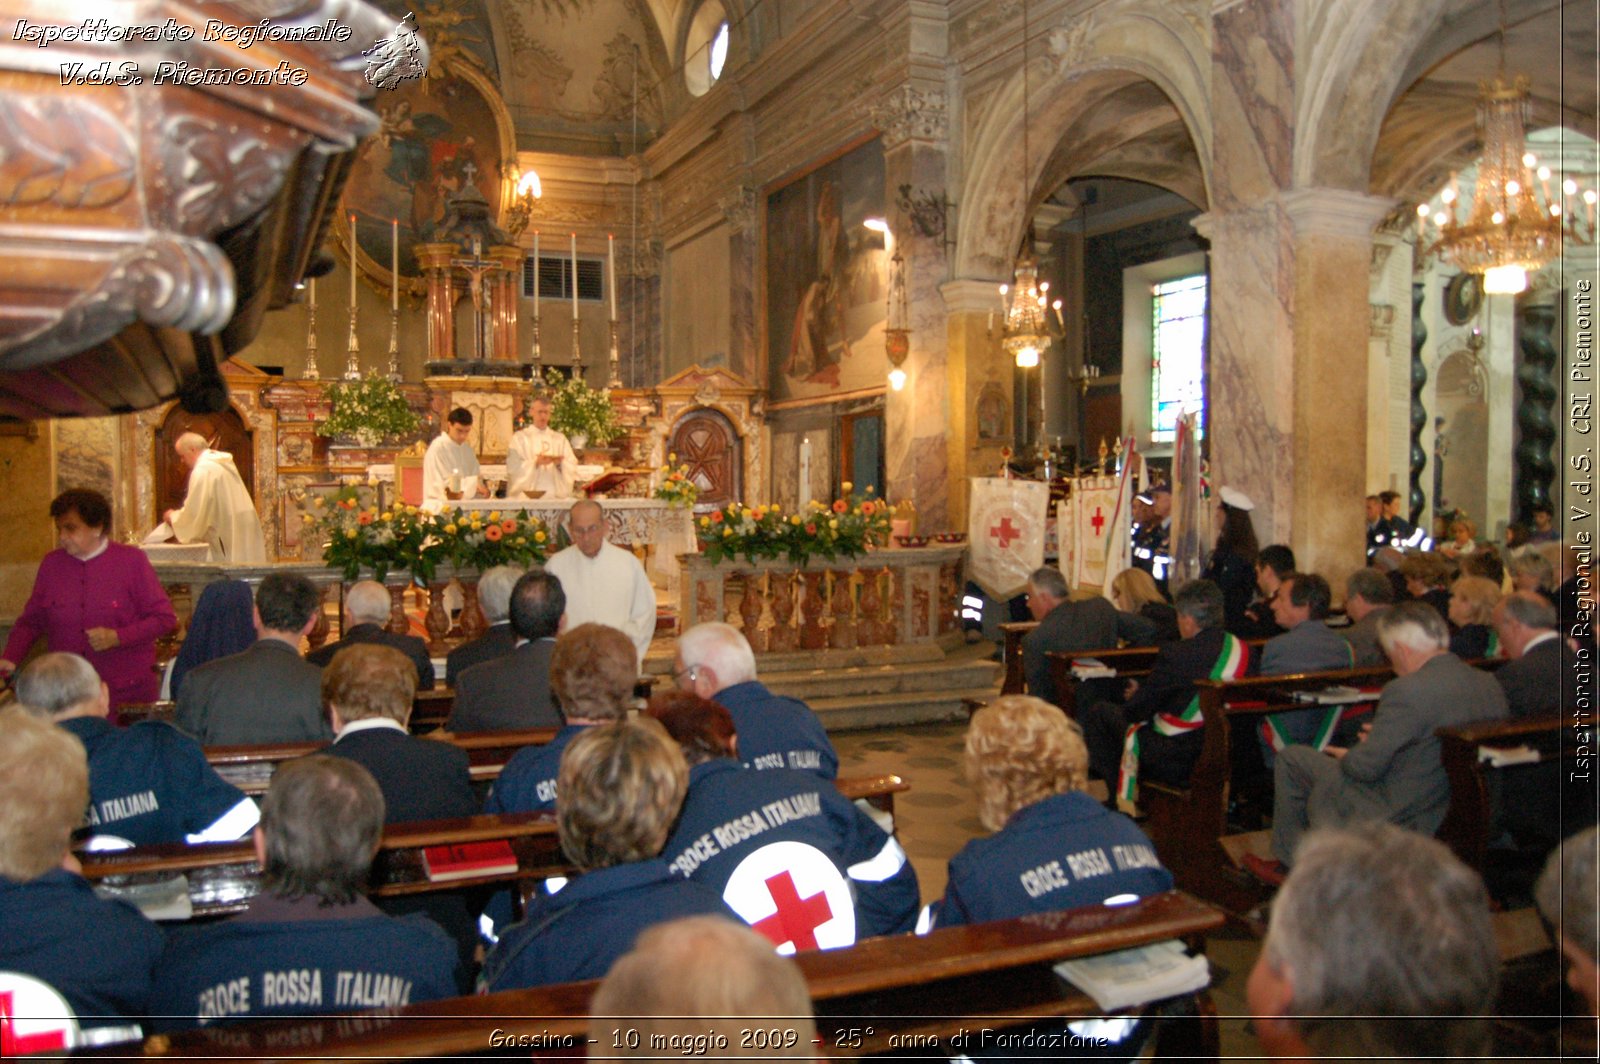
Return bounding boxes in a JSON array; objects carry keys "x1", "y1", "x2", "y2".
[
  {"x1": 1259, "y1": 642, "x2": 1356, "y2": 754},
  {"x1": 1117, "y1": 633, "x2": 1250, "y2": 805}
]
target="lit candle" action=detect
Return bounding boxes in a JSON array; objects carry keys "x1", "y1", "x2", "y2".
[
  {"x1": 607, "y1": 234, "x2": 617, "y2": 321},
  {"x1": 390, "y1": 218, "x2": 398, "y2": 311},
  {"x1": 308, "y1": 277, "x2": 316, "y2": 311},
  {"x1": 349, "y1": 213, "x2": 357, "y2": 307},
  {"x1": 533, "y1": 230, "x2": 540, "y2": 318},
  {"x1": 570, "y1": 233, "x2": 579, "y2": 318}
]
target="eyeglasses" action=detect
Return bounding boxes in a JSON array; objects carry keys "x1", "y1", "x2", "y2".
[{"x1": 674, "y1": 664, "x2": 699, "y2": 686}]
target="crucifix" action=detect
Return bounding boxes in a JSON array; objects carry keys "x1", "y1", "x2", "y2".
[{"x1": 449, "y1": 227, "x2": 498, "y2": 362}]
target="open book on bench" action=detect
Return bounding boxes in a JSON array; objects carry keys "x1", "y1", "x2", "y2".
[
  {"x1": 421, "y1": 841, "x2": 518, "y2": 882},
  {"x1": 1053, "y1": 938, "x2": 1210, "y2": 1012}
]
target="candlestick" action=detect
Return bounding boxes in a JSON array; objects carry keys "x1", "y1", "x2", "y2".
[
  {"x1": 570, "y1": 233, "x2": 578, "y2": 318},
  {"x1": 309, "y1": 277, "x2": 316, "y2": 311},
  {"x1": 532, "y1": 231, "x2": 540, "y2": 318},
  {"x1": 348, "y1": 214, "x2": 357, "y2": 306},
  {"x1": 390, "y1": 218, "x2": 398, "y2": 310},
  {"x1": 607, "y1": 234, "x2": 617, "y2": 321},
  {"x1": 303, "y1": 278, "x2": 320, "y2": 380},
  {"x1": 607, "y1": 319, "x2": 621, "y2": 388}
]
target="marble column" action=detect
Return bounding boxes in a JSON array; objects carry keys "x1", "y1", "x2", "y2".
[
  {"x1": 941, "y1": 280, "x2": 1009, "y2": 532},
  {"x1": 878, "y1": 81, "x2": 953, "y2": 530}
]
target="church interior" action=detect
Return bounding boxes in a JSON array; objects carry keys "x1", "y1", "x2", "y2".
[{"x1": 0, "y1": 0, "x2": 1596, "y2": 1055}]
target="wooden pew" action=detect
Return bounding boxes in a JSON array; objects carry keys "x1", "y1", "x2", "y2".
[
  {"x1": 81, "y1": 890, "x2": 1224, "y2": 1060},
  {"x1": 1435, "y1": 713, "x2": 1593, "y2": 876},
  {"x1": 78, "y1": 774, "x2": 911, "y2": 921},
  {"x1": 1045, "y1": 645, "x2": 1167, "y2": 718},
  {"x1": 412, "y1": 677, "x2": 656, "y2": 732},
  {"x1": 204, "y1": 728, "x2": 560, "y2": 796},
  {"x1": 999, "y1": 620, "x2": 1039, "y2": 694}
]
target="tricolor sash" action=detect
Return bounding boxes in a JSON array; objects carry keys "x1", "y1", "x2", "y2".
[
  {"x1": 1259, "y1": 643, "x2": 1357, "y2": 754},
  {"x1": 1117, "y1": 633, "x2": 1250, "y2": 806}
]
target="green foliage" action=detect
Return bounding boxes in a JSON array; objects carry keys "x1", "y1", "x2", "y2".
[
  {"x1": 696, "y1": 484, "x2": 891, "y2": 566},
  {"x1": 541, "y1": 368, "x2": 620, "y2": 445},
  {"x1": 316, "y1": 378, "x2": 422, "y2": 443}
]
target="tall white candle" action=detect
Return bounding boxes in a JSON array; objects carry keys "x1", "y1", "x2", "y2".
[
  {"x1": 532, "y1": 231, "x2": 540, "y2": 317},
  {"x1": 799, "y1": 436, "x2": 812, "y2": 502},
  {"x1": 607, "y1": 234, "x2": 617, "y2": 320},
  {"x1": 308, "y1": 277, "x2": 316, "y2": 311},
  {"x1": 390, "y1": 218, "x2": 398, "y2": 310},
  {"x1": 349, "y1": 214, "x2": 357, "y2": 306},
  {"x1": 570, "y1": 233, "x2": 579, "y2": 318}
]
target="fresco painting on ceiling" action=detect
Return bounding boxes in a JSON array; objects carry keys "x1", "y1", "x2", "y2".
[
  {"x1": 341, "y1": 61, "x2": 515, "y2": 293},
  {"x1": 765, "y1": 138, "x2": 887, "y2": 404}
]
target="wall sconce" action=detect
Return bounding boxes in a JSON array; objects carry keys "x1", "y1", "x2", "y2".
[
  {"x1": 504, "y1": 164, "x2": 543, "y2": 237},
  {"x1": 896, "y1": 183, "x2": 953, "y2": 254},
  {"x1": 873, "y1": 220, "x2": 911, "y2": 391}
]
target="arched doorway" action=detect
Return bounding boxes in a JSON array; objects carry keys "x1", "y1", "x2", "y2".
[
  {"x1": 155, "y1": 405, "x2": 255, "y2": 516},
  {"x1": 669, "y1": 408, "x2": 741, "y2": 512}
]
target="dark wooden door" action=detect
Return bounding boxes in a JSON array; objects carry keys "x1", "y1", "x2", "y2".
[
  {"x1": 669, "y1": 410, "x2": 740, "y2": 510},
  {"x1": 156, "y1": 406, "x2": 255, "y2": 515}
]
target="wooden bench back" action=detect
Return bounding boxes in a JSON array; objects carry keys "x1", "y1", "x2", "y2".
[
  {"x1": 72, "y1": 890, "x2": 1223, "y2": 1060},
  {"x1": 77, "y1": 774, "x2": 909, "y2": 921}
]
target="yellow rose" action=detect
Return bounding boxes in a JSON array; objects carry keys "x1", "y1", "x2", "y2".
[
  {"x1": 470, "y1": 520, "x2": 482, "y2": 530},
  {"x1": 310, "y1": 496, "x2": 324, "y2": 508},
  {"x1": 488, "y1": 511, "x2": 501, "y2": 522},
  {"x1": 535, "y1": 530, "x2": 547, "y2": 543},
  {"x1": 444, "y1": 524, "x2": 458, "y2": 535},
  {"x1": 700, "y1": 516, "x2": 710, "y2": 527},
  {"x1": 842, "y1": 481, "x2": 853, "y2": 493},
  {"x1": 722, "y1": 527, "x2": 733, "y2": 537},
  {"x1": 668, "y1": 452, "x2": 677, "y2": 462},
  {"x1": 380, "y1": 512, "x2": 393, "y2": 521},
  {"x1": 828, "y1": 519, "x2": 839, "y2": 530},
  {"x1": 513, "y1": 537, "x2": 525, "y2": 546},
  {"x1": 345, "y1": 529, "x2": 358, "y2": 539},
  {"x1": 790, "y1": 515, "x2": 802, "y2": 525},
  {"x1": 301, "y1": 514, "x2": 314, "y2": 525}
]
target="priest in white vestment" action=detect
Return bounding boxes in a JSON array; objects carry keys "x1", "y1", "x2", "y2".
[
  {"x1": 545, "y1": 499, "x2": 656, "y2": 664},
  {"x1": 164, "y1": 432, "x2": 267, "y2": 564},
  {"x1": 505, "y1": 394, "x2": 578, "y2": 499},
  {"x1": 422, "y1": 408, "x2": 488, "y2": 512}
]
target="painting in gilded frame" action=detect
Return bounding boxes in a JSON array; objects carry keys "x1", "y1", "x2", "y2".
[
  {"x1": 764, "y1": 138, "x2": 888, "y2": 405},
  {"x1": 340, "y1": 60, "x2": 516, "y2": 295}
]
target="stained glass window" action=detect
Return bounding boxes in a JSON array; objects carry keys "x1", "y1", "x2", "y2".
[{"x1": 1150, "y1": 274, "x2": 1207, "y2": 443}]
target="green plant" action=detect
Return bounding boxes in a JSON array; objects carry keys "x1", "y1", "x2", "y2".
[
  {"x1": 306, "y1": 484, "x2": 436, "y2": 582},
  {"x1": 541, "y1": 368, "x2": 620, "y2": 444},
  {"x1": 317, "y1": 378, "x2": 422, "y2": 444},
  {"x1": 436, "y1": 507, "x2": 552, "y2": 571},
  {"x1": 697, "y1": 483, "x2": 890, "y2": 566}
]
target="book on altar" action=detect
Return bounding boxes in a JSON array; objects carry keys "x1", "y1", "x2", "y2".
[
  {"x1": 1071, "y1": 658, "x2": 1116, "y2": 679},
  {"x1": 1053, "y1": 939, "x2": 1211, "y2": 1012},
  {"x1": 421, "y1": 840, "x2": 518, "y2": 882},
  {"x1": 142, "y1": 521, "x2": 174, "y2": 544}
]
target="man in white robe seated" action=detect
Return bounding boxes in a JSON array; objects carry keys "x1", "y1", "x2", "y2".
[
  {"x1": 163, "y1": 432, "x2": 266, "y2": 564},
  {"x1": 546, "y1": 499, "x2": 656, "y2": 664},
  {"x1": 505, "y1": 394, "x2": 578, "y2": 499},
  {"x1": 421, "y1": 407, "x2": 488, "y2": 512}
]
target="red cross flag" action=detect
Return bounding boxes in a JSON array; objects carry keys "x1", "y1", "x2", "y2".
[
  {"x1": 721, "y1": 841, "x2": 856, "y2": 954},
  {"x1": 967, "y1": 477, "x2": 1050, "y2": 600},
  {"x1": 1061, "y1": 439, "x2": 1139, "y2": 595}
]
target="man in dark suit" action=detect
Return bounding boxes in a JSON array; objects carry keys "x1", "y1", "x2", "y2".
[
  {"x1": 322, "y1": 642, "x2": 478, "y2": 986},
  {"x1": 447, "y1": 569, "x2": 565, "y2": 732},
  {"x1": 445, "y1": 564, "x2": 523, "y2": 687},
  {"x1": 175, "y1": 573, "x2": 331, "y2": 745},
  {"x1": 1256, "y1": 573, "x2": 1357, "y2": 761},
  {"x1": 1254, "y1": 602, "x2": 1508, "y2": 879},
  {"x1": 1341, "y1": 568, "x2": 1394, "y2": 667},
  {"x1": 307, "y1": 579, "x2": 435, "y2": 689},
  {"x1": 1494, "y1": 590, "x2": 1578, "y2": 718},
  {"x1": 1079, "y1": 580, "x2": 1250, "y2": 804},
  {"x1": 1021, "y1": 567, "x2": 1118, "y2": 704},
  {"x1": 1236, "y1": 544, "x2": 1295, "y2": 639}
]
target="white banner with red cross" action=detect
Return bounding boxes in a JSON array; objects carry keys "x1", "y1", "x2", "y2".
[
  {"x1": 1061, "y1": 465, "x2": 1133, "y2": 593},
  {"x1": 967, "y1": 477, "x2": 1050, "y2": 601}
]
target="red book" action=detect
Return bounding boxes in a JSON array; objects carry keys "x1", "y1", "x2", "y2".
[{"x1": 421, "y1": 840, "x2": 518, "y2": 882}]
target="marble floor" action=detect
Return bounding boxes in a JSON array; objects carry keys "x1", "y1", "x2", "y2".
[{"x1": 833, "y1": 721, "x2": 1265, "y2": 1059}]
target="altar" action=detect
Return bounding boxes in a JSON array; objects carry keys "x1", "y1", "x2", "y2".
[{"x1": 454, "y1": 497, "x2": 697, "y2": 583}]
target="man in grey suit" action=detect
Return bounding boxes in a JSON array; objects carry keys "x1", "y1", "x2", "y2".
[
  {"x1": 1253, "y1": 602, "x2": 1508, "y2": 878},
  {"x1": 175, "y1": 573, "x2": 331, "y2": 745},
  {"x1": 1340, "y1": 568, "x2": 1394, "y2": 668},
  {"x1": 1021, "y1": 567, "x2": 1118, "y2": 705},
  {"x1": 1256, "y1": 573, "x2": 1356, "y2": 760},
  {"x1": 445, "y1": 564, "x2": 523, "y2": 687},
  {"x1": 1493, "y1": 591, "x2": 1577, "y2": 718},
  {"x1": 447, "y1": 569, "x2": 564, "y2": 732}
]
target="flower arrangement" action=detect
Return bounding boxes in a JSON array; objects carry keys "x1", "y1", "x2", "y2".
[
  {"x1": 307, "y1": 485, "x2": 550, "y2": 581},
  {"x1": 540, "y1": 368, "x2": 620, "y2": 447},
  {"x1": 316, "y1": 378, "x2": 422, "y2": 447},
  {"x1": 306, "y1": 484, "x2": 439, "y2": 582},
  {"x1": 654, "y1": 453, "x2": 700, "y2": 509},
  {"x1": 697, "y1": 483, "x2": 891, "y2": 565},
  {"x1": 440, "y1": 508, "x2": 551, "y2": 572}
]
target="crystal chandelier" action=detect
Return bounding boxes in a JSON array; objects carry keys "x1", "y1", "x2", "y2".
[
  {"x1": 1419, "y1": 9, "x2": 1595, "y2": 295},
  {"x1": 999, "y1": 253, "x2": 1064, "y2": 368}
]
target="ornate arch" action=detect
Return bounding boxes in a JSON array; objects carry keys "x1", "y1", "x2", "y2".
[{"x1": 953, "y1": 2, "x2": 1212, "y2": 280}]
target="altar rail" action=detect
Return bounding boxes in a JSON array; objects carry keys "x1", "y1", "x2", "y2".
[{"x1": 677, "y1": 546, "x2": 965, "y2": 654}]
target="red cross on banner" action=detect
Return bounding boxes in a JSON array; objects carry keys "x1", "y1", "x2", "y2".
[
  {"x1": 988, "y1": 517, "x2": 1021, "y2": 548},
  {"x1": 1090, "y1": 506, "x2": 1106, "y2": 537},
  {"x1": 0, "y1": 990, "x2": 67, "y2": 1056},
  {"x1": 751, "y1": 870, "x2": 834, "y2": 952}
]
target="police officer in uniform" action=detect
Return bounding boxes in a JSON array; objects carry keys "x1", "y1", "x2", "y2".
[
  {"x1": 149, "y1": 757, "x2": 457, "y2": 1029},
  {"x1": 1131, "y1": 484, "x2": 1173, "y2": 597},
  {"x1": 15, "y1": 653, "x2": 258, "y2": 846},
  {"x1": 649, "y1": 692, "x2": 919, "y2": 951}
]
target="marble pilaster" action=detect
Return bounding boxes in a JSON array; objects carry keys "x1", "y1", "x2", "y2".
[{"x1": 942, "y1": 279, "x2": 1012, "y2": 533}]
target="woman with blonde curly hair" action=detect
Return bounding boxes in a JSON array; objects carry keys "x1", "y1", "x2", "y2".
[
  {"x1": 1447, "y1": 575, "x2": 1502, "y2": 659},
  {"x1": 930, "y1": 695, "x2": 1173, "y2": 928}
]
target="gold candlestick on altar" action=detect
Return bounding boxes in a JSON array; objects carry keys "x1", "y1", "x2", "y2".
[
  {"x1": 531, "y1": 316, "x2": 543, "y2": 377},
  {"x1": 302, "y1": 278, "x2": 320, "y2": 380},
  {"x1": 386, "y1": 306, "x2": 400, "y2": 381},
  {"x1": 345, "y1": 213, "x2": 361, "y2": 379},
  {"x1": 607, "y1": 320, "x2": 621, "y2": 389},
  {"x1": 571, "y1": 317, "x2": 582, "y2": 370}
]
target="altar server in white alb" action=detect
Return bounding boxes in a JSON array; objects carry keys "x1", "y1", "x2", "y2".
[
  {"x1": 164, "y1": 433, "x2": 267, "y2": 564},
  {"x1": 422, "y1": 407, "x2": 488, "y2": 512},
  {"x1": 505, "y1": 394, "x2": 578, "y2": 499},
  {"x1": 546, "y1": 500, "x2": 656, "y2": 664}
]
